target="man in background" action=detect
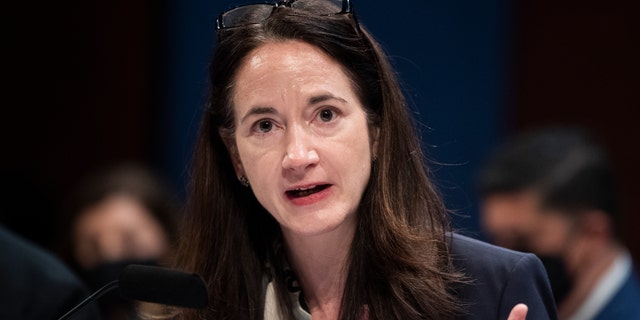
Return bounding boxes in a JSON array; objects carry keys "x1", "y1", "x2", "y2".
[{"x1": 477, "y1": 127, "x2": 640, "y2": 319}]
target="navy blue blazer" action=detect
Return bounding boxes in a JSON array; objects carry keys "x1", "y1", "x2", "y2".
[
  {"x1": 450, "y1": 234, "x2": 558, "y2": 319},
  {"x1": 0, "y1": 225, "x2": 101, "y2": 320}
]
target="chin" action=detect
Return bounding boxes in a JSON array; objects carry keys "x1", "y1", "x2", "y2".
[{"x1": 286, "y1": 213, "x2": 355, "y2": 238}]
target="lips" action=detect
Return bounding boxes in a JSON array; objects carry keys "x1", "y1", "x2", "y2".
[{"x1": 286, "y1": 184, "x2": 331, "y2": 198}]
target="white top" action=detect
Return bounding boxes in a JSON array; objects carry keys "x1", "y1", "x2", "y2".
[
  {"x1": 264, "y1": 279, "x2": 311, "y2": 320},
  {"x1": 568, "y1": 251, "x2": 632, "y2": 320}
]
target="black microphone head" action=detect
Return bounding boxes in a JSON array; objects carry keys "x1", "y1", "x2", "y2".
[{"x1": 119, "y1": 264, "x2": 208, "y2": 308}]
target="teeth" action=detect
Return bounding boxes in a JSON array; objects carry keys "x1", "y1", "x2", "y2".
[
  {"x1": 287, "y1": 185, "x2": 326, "y2": 198},
  {"x1": 294, "y1": 185, "x2": 316, "y2": 191}
]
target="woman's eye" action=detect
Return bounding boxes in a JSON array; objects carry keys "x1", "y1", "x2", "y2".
[
  {"x1": 257, "y1": 120, "x2": 273, "y2": 132},
  {"x1": 319, "y1": 109, "x2": 334, "y2": 122}
]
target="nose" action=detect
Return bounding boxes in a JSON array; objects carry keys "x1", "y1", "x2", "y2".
[{"x1": 282, "y1": 124, "x2": 319, "y2": 171}]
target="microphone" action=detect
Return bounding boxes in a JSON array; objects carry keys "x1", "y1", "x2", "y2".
[
  {"x1": 119, "y1": 264, "x2": 209, "y2": 308},
  {"x1": 58, "y1": 264, "x2": 208, "y2": 320}
]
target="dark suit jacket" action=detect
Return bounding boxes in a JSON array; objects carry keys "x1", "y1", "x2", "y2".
[
  {"x1": 0, "y1": 225, "x2": 101, "y2": 320},
  {"x1": 594, "y1": 264, "x2": 640, "y2": 319},
  {"x1": 450, "y1": 234, "x2": 558, "y2": 319}
]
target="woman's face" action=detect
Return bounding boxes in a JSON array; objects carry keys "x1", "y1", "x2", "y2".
[
  {"x1": 73, "y1": 194, "x2": 169, "y2": 269},
  {"x1": 229, "y1": 40, "x2": 375, "y2": 238}
]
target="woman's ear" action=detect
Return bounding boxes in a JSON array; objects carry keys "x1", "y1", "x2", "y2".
[{"x1": 219, "y1": 129, "x2": 245, "y2": 178}]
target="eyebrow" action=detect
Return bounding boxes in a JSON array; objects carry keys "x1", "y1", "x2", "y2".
[
  {"x1": 309, "y1": 94, "x2": 347, "y2": 105},
  {"x1": 240, "y1": 106, "x2": 277, "y2": 124}
]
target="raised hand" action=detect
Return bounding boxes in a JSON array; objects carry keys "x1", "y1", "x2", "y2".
[{"x1": 507, "y1": 303, "x2": 528, "y2": 320}]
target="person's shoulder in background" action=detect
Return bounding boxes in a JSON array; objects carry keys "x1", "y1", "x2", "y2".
[
  {"x1": 594, "y1": 260, "x2": 640, "y2": 319},
  {"x1": 0, "y1": 225, "x2": 101, "y2": 320},
  {"x1": 449, "y1": 233, "x2": 558, "y2": 320}
]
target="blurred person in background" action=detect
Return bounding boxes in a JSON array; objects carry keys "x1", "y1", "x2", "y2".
[
  {"x1": 0, "y1": 224, "x2": 101, "y2": 319},
  {"x1": 477, "y1": 126, "x2": 640, "y2": 319},
  {"x1": 57, "y1": 163, "x2": 179, "y2": 319}
]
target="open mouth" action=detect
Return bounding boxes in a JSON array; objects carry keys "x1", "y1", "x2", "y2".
[{"x1": 286, "y1": 184, "x2": 331, "y2": 198}]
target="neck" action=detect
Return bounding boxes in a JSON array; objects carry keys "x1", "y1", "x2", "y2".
[
  {"x1": 558, "y1": 239, "x2": 622, "y2": 319},
  {"x1": 281, "y1": 224, "x2": 355, "y2": 319}
]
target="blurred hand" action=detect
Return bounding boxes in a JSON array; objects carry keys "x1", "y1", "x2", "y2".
[{"x1": 507, "y1": 303, "x2": 528, "y2": 320}]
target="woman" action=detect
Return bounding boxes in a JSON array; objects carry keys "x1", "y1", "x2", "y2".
[
  {"x1": 170, "y1": 0, "x2": 556, "y2": 319},
  {"x1": 60, "y1": 164, "x2": 178, "y2": 319}
]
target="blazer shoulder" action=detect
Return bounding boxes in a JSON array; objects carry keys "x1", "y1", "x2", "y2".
[
  {"x1": 449, "y1": 233, "x2": 532, "y2": 268},
  {"x1": 448, "y1": 233, "x2": 558, "y2": 320},
  {"x1": 0, "y1": 226, "x2": 99, "y2": 320}
]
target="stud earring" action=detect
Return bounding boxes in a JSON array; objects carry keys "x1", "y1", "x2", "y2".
[{"x1": 239, "y1": 175, "x2": 250, "y2": 187}]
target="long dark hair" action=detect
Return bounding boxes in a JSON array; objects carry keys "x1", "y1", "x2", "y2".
[{"x1": 173, "y1": 2, "x2": 463, "y2": 319}]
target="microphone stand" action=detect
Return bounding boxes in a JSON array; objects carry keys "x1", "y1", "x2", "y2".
[
  {"x1": 57, "y1": 280, "x2": 119, "y2": 320},
  {"x1": 56, "y1": 264, "x2": 208, "y2": 319}
]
